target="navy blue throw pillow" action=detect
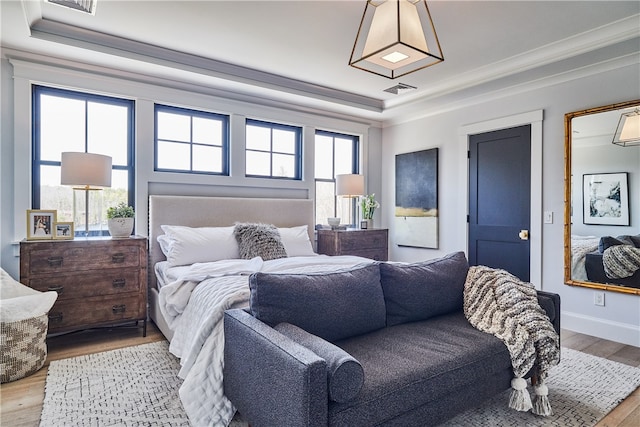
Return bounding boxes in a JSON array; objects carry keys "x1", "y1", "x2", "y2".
[
  {"x1": 249, "y1": 263, "x2": 386, "y2": 342},
  {"x1": 379, "y1": 251, "x2": 469, "y2": 326}
]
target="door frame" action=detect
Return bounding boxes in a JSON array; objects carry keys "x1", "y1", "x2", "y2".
[{"x1": 458, "y1": 110, "x2": 543, "y2": 289}]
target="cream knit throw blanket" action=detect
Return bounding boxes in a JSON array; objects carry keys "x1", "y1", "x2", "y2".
[{"x1": 463, "y1": 266, "x2": 560, "y2": 416}]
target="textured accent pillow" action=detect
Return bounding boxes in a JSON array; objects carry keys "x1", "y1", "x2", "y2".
[
  {"x1": 274, "y1": 322, "x2": 364, "y2": 403},
  {"x1": 234, "y1": 223, "x2": 288, "y2": 261},
  {"x1": 159, "y1": 225, "x2": 239, "y2": 267},
  {"x1": 379, "y1": 251, "x2": 469, "y2": 326},
  {"x1": 249, "y1": 263, "x2": 386, "y2": 342},
  {"x1": 278, "y1": 225, "x2": 316, "y2": 257}
]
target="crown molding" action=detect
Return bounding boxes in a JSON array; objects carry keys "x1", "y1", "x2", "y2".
[
  {"x1": 384, "y1": 14, "x2": 640, "y2": 110},
  {"x1": 29, "y1": 18, "x2": 384, "y2": 113}
]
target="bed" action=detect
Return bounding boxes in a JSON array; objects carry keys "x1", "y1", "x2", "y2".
[
  {"x1": 148, "y1": 195, "x2": 375, "y2": 426},
  {"x1": 570, "y1": 235, "x2": 600, "y2": 281}
]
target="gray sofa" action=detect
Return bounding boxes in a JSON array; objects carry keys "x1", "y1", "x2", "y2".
[{"x1": 224, "y1": 252, "x2": 560, "y2": 427}]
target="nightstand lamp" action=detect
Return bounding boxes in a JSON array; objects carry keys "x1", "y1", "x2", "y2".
[
  {"x1": 61, "y1": 152, "x2": 112, "y2": 237},
  {"x1": 336, "y1": 174, "x2": 364, "y2": 228}
]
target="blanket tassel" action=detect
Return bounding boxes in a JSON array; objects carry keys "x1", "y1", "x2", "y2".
[
  {"x1": 532, "y1": 383, "x2": 552, "y2": 416},
  {"x1": 509, "y1": 377, "x2": 532, "y2": 412}
]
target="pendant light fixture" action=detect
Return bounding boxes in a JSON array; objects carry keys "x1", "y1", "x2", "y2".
[
  {"x1": 612, "y1": 108, "x2": 640, "y2": 147},
  {"x1": 349, "y1": 0, "x2": 444, "y2": 79}
]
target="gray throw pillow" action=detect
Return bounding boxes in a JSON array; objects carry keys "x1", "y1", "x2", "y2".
[
  {"x1": 249, "y1": 263, "x2": 386, "y2": 342},
  {"x1": 274, "y1": 322, "x2": 364, "y2": 403},
  {"x1": 379, "y1": 251, "x2": 469, "y2": 326},
  {"x1": 234, "y1": 222, "x2": 287, "y2": 260}
]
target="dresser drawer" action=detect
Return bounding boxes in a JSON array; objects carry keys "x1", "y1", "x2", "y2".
[
  {"x1": 28, "y1": 269, "x2": 141, "y2": 300},
  {"x1": 27, "y1": 245, "x2": 140, "y2": 274},
  {"x1": 47, "y1": 294, "x2": 145, "y2": 332},
  {"x1": 338, "y1": 230, "x2": 388, "y2": 251}
]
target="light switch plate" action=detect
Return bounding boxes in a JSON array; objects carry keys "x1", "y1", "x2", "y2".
[{"x1": 544, "y1": 211, "x2": 553, "y2": 224}]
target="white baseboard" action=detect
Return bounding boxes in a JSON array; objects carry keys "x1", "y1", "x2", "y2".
[{"x1": 562, "y1": 310, "x2": 640, "y2": 347}]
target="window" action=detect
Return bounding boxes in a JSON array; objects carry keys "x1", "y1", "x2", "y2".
[
  {"x1": 155, "y1": 105, "x2": 229, "y2": 174},
  {"x1": 314, "y1": 130, "x2": 359, "y2": 225},
  {"x1": 32, "y1": 86, "x2": 134, "y2": 236},
  {"x1": 246, "y1": 119, "x2": 301, "y2": 179}
]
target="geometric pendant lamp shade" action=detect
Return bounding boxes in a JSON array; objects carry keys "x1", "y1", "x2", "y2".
[
  {"x1": 350, "y1": 0, "x2": 444, "y2": 79},
  {"x1": 612, "y1": 108, "x2": 640, "y2": 147}
]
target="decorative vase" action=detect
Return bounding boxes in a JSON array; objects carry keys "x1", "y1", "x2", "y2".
[
  {"x1": 107, "y1": 218, "x2": 134, "y2": 238},
  {"x1": 362, "y1": 219, "x2": 374, "y2": 229}
]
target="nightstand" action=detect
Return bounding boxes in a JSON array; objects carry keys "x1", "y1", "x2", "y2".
[
  {"x1": 19, "y1": 236, "x2": 148, "y2": 336},
  {"x1": 317, "y1": 229, "x2": 388, "y2": 261}
]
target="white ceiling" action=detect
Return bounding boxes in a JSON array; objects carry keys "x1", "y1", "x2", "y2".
[{"x1": 2, "y1": 0, "x2": 639, "y2": 124}]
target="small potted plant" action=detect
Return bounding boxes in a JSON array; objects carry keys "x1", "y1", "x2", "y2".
[
  {"x1": 107, "y1": 202, "x2": 135, "y2": 238},
  {"x1": 360, "y1": 194, "x2": 380, "y2": 229}
]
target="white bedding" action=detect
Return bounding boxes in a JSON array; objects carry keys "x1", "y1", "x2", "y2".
[
  {"x1": 571, "y1": 236, "x2": 600, "y2": 281},
  {"x1": 158, "y1": 255, "x2": 375, "y2": 427}
]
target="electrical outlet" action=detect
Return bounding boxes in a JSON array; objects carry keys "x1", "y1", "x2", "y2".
[{"x1": 594, "y1": 291, "x2": 605, "y2": 306}]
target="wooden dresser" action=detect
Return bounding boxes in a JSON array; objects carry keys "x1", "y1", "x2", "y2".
[
  {"x1": 20, "y1": 237, "x2": 148, "y2": 336},
  {"x1": 317, "y1": 229, "x2": 388, "y2": 261}
]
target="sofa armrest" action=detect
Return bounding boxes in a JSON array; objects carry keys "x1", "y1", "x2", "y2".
[
  {"x1": 536, "y1": 291, "x2": 561, "y2": 339},
  {"x1": 223, "y1": 309, "x2": 328, "y2": 427}
]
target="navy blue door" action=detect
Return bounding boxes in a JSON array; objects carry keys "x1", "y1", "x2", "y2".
[{"x1": 468, "y1": 125, "x2": 531, "y2": 281}]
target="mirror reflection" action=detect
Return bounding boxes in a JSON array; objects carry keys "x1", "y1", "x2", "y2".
[{"x1": 565, "y1": 100, "x2": 640, "y2": 294}]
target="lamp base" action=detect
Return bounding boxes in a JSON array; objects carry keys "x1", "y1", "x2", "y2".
[{"x1": 73, "y1": 188, "x2": 104, "y2": 237}]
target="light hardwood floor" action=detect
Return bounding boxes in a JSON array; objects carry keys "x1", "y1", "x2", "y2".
[{"x1": 1, "y1": 325, "x2": 638, "y2": 426}]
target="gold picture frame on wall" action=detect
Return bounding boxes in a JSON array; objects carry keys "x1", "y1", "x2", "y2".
[{"x1": 26, "y1": 210, "x2": 57, "y2": 240}]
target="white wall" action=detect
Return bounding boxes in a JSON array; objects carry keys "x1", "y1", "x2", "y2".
[
  {"x1": 0, "y1": 55, "x2": 383, "y2": 280},
  {"x1": 381, "y1": 63, "x2": 640, "y2": 346}
]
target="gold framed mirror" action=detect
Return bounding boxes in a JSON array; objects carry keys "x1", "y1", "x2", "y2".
[{"x1": 564, "y1": 100, "x2": 640, "y2": 295}]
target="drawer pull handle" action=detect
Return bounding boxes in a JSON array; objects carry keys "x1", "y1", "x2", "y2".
[
  {"x1": 49, "y1": 313, "x2": 63, "y2": 323},
  {"x1": 47, "y1": 257, "x2": 63, "y2": 267},
  {"x1": 47, "y1": 285, "x2": 64, "y2": 294},
  {"x1": 112, "y1": 304, "x2": 126, "y2": 314},
  {"x1": 112, "y1": 279, "x2": 126, "y2": 288},
  {"x1": 111, "y1": 253, "x2": 125, "y2": 263}
]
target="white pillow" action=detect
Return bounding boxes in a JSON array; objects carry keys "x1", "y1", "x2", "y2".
[
  {"x1": 159, "y1": 225, "x2": 240, "y2": 267},
  {"x1": 278, "y1": 225, "x2": 317, "y2": 257}
]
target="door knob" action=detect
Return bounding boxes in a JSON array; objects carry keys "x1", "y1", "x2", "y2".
[{"x1": 519, "y1": 230, "x2": 529, "y2": 240}]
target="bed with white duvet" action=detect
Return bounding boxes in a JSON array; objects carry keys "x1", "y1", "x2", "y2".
[{"x1": 148, "y1": 195, "x2": 374, "y2": 426}]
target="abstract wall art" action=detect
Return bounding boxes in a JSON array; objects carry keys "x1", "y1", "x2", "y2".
[{"x1": 395, "y1": 148, "x2": 439, "y2": 248}]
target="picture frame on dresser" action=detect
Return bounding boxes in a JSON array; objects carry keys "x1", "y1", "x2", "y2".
[
  {"x1": 53, "y1": 222, "x2": 74, "y2": 240},
  {"x1": 26, "y1": 209, "x2": 56, "y2": 240}
]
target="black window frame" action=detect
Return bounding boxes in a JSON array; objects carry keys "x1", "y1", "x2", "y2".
[
  {"x1": 31, "y1": 85, "x2": 135, "y2": 210},
  {"x1": 314, "y1": 129, "x2": 360, "y2": 219},
  {"x1": 245, "y1": 118, "x2": 302, "y2": 180},
  {"x1": 154, "y1": 104, "x2": 230, "y2": 176}
]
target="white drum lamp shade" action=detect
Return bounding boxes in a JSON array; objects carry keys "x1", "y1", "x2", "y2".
[
  {"x1": 336, "y1": 174, "x2": 365, "y2": 197},
  {"x1": 61, "y1": 152, "x2": 112, "y2": 189}
]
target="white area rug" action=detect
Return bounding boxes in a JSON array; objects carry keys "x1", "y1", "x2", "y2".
[{"x1": 40, "y1": 342, "x2": 640, "y2": 427}]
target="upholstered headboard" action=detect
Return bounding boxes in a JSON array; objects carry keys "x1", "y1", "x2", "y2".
[{"x1": 148, "y1": 195, "x2": 315, "y2": 289}]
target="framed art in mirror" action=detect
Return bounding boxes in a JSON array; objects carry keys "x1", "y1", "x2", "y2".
[{"x1": 564, "y1": 100, "x2": 640, "y2": 295}]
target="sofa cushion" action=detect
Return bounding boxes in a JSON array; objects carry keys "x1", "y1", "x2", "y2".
[
  {"x1": 275, "y1": 322, "x2": 364, "y2": 403},
  {"x1": 379, "y1": 251, "x2": 469, "y2": 326},
  {"x1": 249, "y1": 263, "x2": 386, "y2": 342},
  {"x1": 329, "y1": 311, "x2": 512, "y2": 426}
]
